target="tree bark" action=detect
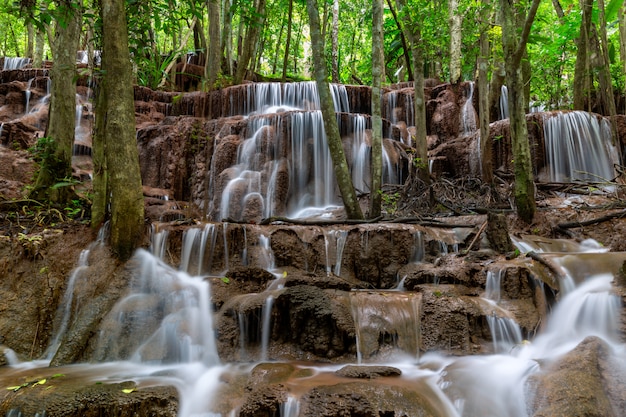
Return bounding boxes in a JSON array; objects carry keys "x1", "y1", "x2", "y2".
[
  {"x1": 397, "y1": 0, "x2": 430, "y2": 185},
  {"x1": 222, "y1": 0, "x2": 234, "y2": 76},
  {"x1": 282, "y1": 0, "x2": 293, "y2": 81},
  {"x1": 30, "y1": 1, "x2": 81, "y2": 203},
  {"x1": 573, "y1": 0, "x2": 593, "y2": 111},
  {"x1": 206, "y1": 0, "x2": 221, "y2": 89},
  {"x1": 500, "y1": 0, "x2": 540, "y2": 223},
  {"x1": 97, "y1": 0, "x2": 145, "y2": 260},
  {"x1": 385, "y1": 0, "x2": 412, "y2": 81},
  {"x1": 478, "y1": 28, "x2": 492, "y2": 183},
  {"x1": 448, "y1": 0, "x2": 462, "y2": 84},
  {"x1": 306, "y1": 0, "x2": 364, "y2": 220},
  {"x1": 234, "y1": 0, "x2": 267, "y2": 84},
  {"x1": 370, "y1": 0, "x2": 384, "y2": 218},
  {"x1": 331, "y1": 0, "x2": 339, "y2": 83}
]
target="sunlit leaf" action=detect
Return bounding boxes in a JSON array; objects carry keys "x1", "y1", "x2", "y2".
[{"x1": 122, "y1": 388, "x2": 136, "y2": 394}]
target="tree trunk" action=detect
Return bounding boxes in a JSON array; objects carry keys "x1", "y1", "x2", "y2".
[
  {"x1": 27, "y1": 20, "x2": 34, "y2": 58},
  {"x1": 282, "y1": 0, "x2": 293, "y2": 81},
  {"x1": 478, "y1": 28, "x2": 492, "y2": 183},
  {"x1": 500, "y1": 0, "x2": 540, "y2": 224},
  {"x1": 98, "y1": 0, "x2": 145, "y2": 260},
  {"x1": 30, "y1": 1, "x2": 81, "y2": 204},
  {"x1": 385, "y1": 0, "x2": 412, "y2": 81},
  {"x1": 573, "y1": 0, "x2": 593, "y2": 111},
  {"x1": 620, "y1": 2, "x2": 626, "y2": 114},
  {"x1": 222, "y1": 0, "x2": 234, "y2": 76},
  {"x1": 33, "y1": 27, "x2": 45, "y2": 68},
  {"x1": 234, "y1": 0, "x2": 267, "y2": 84},
  {"x1": 331, "y1": 0, "x2": 339, "y2": 83},
  {"x1": 206, "y1": 0, "x2": 221, "y2": 90},
  {"x1": 370, "y1": 0, "x2": 384, "y2": 218},
  {"x1": 596, "y1": 0, "x2": 617, "y2": 119},
  {"x1": 306, "y1": 0, "x2": 364, "y2": 220},
  {"x1": 448, "y1": 0, "x2": 462, "y2": 84},
  {"x1": 397, "y1": 0, "x2": 430, "y2": 185}
]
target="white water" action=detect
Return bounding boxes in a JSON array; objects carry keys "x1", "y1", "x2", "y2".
[
  {"x1": 543, "y1": 111, "x2": 619, "y2": 183},
  {"x1": 214, "y1": 82, "x2": 404, "y2": 221},
  {"x1": 2, "y1": 57, "x2": 30, "y2": 70}
]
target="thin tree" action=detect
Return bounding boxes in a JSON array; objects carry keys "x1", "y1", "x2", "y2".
[
  {"x1": 306, "y1": 0, "x2": 364, "y2": 220},
  {"x1": 206, "y1": 0, "x2": 221, "y2": 89},
  {"x1": 30, "y1": 0, "x2": 81, "y2": 204},
  {"x1": 397, "y1": 0, "x2": 430, "y2": 186},
  {"x1": 500, "y1": 0, "x2": 541, "y2": 223},
  {"x1": 370, "y1": 0, "x2": 384, "y2": 217},
  {"x1": 281, "y1": 0, "x2": 293, "y2": 81},
  {"x1": 234, "y1": 0, "x2": 267, "y2": 84},
  {"x1": 448, "y1": 0, "x2": 462, "y2": 84},
  {"x1": 93, "y1": 0, "x2": 145, "y2": 260}
]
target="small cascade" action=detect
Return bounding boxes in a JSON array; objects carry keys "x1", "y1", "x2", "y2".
[
  {"x1": 2, "y1": 57, "x2": 31, "y2": 70},
  {"x1": 46, "y1": 245, "x2": 99, "y2": 360},
  {"x1": 260, "y1": 294, "x2": 274, "y2": 361},
  {"x1": 485, "y1": 269, "x2": 503, "y2": 302},
  {"x1": 350, "y1": 291, "x2": 421, "y2": 362},
  {"x1": 323, "y1": 229, "x2": 349, "y2": 276},
  {"x1": 542, "y1": 111, "x2": 619, "y2": 183},
  {"x1": 460, "y1": 82, "x2": 477, "y2": 134},
  {"x1": 499, "y1": 85, "x2": 509, "y2": 120},
  {"x1": 95, "y1": 249, "x2": 220, "y2": 366},
  {"x1": 280, "y1": 395, "x2": 301, "y2": 417},
  {"x1": 486, "y1": 314, "x2": 523, "y2": 354},
  {"x1": 150, "y1": 225, "x2": 170, "y2": 260},
  {"x1": 24, "y1": 78, "x2": 34, "y2": 114},
  {"x1": 179, "y1": 224, "x2": 220, "y2": 275},
  {"x1": 411, "y1": 230, "x2": 425, "y2": 263}
]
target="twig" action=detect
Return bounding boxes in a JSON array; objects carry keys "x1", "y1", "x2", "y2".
[
  {"x1": 557, "y1": 209, "x2": 626, "y2": 229},
  {"x1": 465, "y1": 220, "x2": 488, "y2": 252}
]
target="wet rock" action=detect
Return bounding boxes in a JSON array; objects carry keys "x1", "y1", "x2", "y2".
[
  {"x1": 239, "y1": 383, "x2": 287, "y2": 417},
  {"x1": 335, "y1": 365, "x2": 402, "y2": 379},
  {"x1": 486, "y1": 212, "x2": 514, "y2": 253},
  {"x1": 529, "y1": 336, "x2": 626, "y2": 417},
  {"x1": 299, "y1": 382, "x2": 443, "y2": 417},
  {"x1": 0, "y1": 380, "x2": 178, "y2": 417}
]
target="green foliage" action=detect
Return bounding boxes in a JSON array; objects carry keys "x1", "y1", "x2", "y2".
[{"x1": 378, "y1": 189, "x2": 400, "y2": 215}]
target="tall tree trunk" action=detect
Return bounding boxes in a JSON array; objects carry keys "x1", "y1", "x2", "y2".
[
  {"x1": 234, "y1": 0, "x2": 267, "y2": 84},
  {"x1": 478, "y1": 28, "x2": 492, "y2": 183},
  {"x1": 26, "y1": 20, "x2": 34, "y2": 58},
  {"x1": 97, "y1": 0, "x2": 145, "y2": 260},
  {"x1": 30, "y1": 1, "x2": 81, "y2": 203},
  {"x1": 272, "y1": 20, "x2": 284, "y2": 74},
  {"x1": 370, "y1": 0, "x2": 384, "y2": 218},
  {"x1": 33, "y1": 28, "x2": 45, "y2": 67},
  {"x1": 500, "y1": 0, "x2": 540, "y2": 224},
  {"x1": 306, "y1": 0, "x2": 364, "y2": 220},
  {"x1": 448, "y1": 0, "x2": 462, "y2": 84},
  {"x1": 206, "y1": 0, "x2": 221, "y2": 89},
  {"x1": 573, "y1": 0, "x2": 593, "y2": 111},
  {"x1": 222, "y1": 0, "x2": 234, "y2": 76},
  {"x1": 619, "y1": 0, "x2": 626, "y2": 113},
  {"x1": 281, "y1": 0, "x2": 293, "y2": 81},
  {"x1": 331, "y1": 0, "x2": 339, "y2": 83},
  {"x1": 385, "y1": 0, "x2": 413, "y2": 81},
  {"x1": 397, "y1": 0, "x2": 430, "y2": 186},
  {"x1": 596, "y1": 0, "x2": 617, "y2": 119}
]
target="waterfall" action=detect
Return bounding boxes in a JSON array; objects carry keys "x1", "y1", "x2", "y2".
[
  {"x1": 260, "y1": 295, "x2": 274, "y2": 361},
  {"x1": 95, "y1": 250, "x2": 220, "y2": 366},
  {"x1": 499, "y1": 85, "x2": 509, "y2": 120},
  {"x1": 350, "y1": 291, "x2": 421, "y2": 362},
  {"x1": 485, "y1": 269, "x2": 503, "y2": 302},
  {"x1": 543, "y1": 111, "x2": 618, "y2": 183},
  {"x1": 461, "y1": 82, "x2": 477, "y2": 134},
  {"x1": 486, "y1": 314, "x2": 523, "y2": 354},
  {"x1": 323, "y1": 229, "x2": 349, "y2": 276},
  {"x1": 2, "y1": 57, "x2": 31, "y2": 70},
  {"x1": 411, "y1": 230, "x2": 425, "y2": 263},
  {"x1": 24, "y1": 78, "x2": 33, "y2": 114}
]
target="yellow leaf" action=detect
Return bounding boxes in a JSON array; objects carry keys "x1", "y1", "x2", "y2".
[
  {"x1": 7, "y1": 386, "x2": 22, "y2": 391},
  {"x1": 122, "y1": 388, "x2": 136, "y2": 394},
  {"x1": 282, "y1": 270, "x2": 287, "y2": 278},
  {"x1": 33, "y1": 379, "x2": 47, "y2": 386}
]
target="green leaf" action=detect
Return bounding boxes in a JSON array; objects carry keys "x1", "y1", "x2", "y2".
[{"x1": 221, "y1": 276, "x2": 230, "y2": 284}]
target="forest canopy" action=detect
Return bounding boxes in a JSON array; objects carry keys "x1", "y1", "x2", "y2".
[{"x1": 0, "y1": 0, "x2": 625, "y2": 113}]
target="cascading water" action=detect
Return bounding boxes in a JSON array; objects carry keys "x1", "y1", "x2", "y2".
[
  {"x1": 542, "y1": 111, "x2": 619, "y2": 183},
  {"x1": 212, "y1": 82, "x2": 404, "y2": 221},
  {"x1": 2, "y1": 57, "x2": 31, "y2": 71}
]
